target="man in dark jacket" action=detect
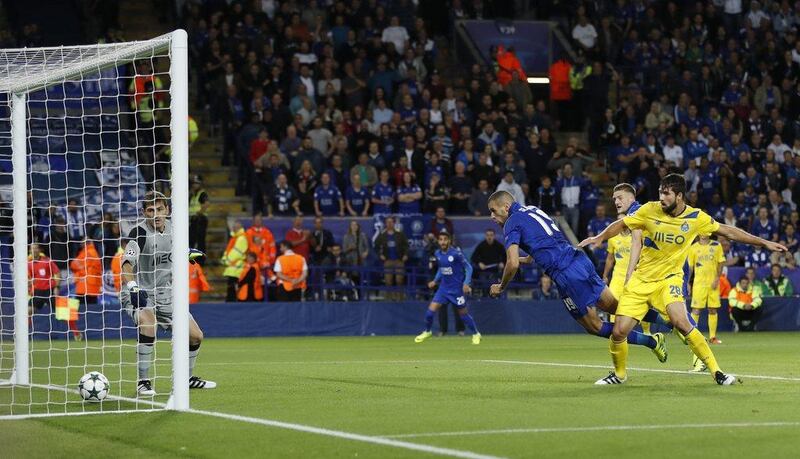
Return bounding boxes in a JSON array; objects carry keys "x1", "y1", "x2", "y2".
[{"x1": 374, "y1": 216, "x2": 409, "y2": 300}]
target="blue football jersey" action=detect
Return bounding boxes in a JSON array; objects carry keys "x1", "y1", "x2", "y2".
[
  {"x1": 434, "y1": 247, "x2": 472, "y2": 293},
  {"x1": 314, "y1": 185, "x2": 342, "y2": 215},
  {"x1": 502, "y1": 202, "x2": 577, "y2": 275}
]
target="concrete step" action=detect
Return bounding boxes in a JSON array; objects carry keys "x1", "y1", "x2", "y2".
[{"x1": 203, "y1": 172, "x2": 235, "y2": 186}]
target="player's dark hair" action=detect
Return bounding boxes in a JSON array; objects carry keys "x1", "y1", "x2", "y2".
[
  {"x1": 613, "y1": 183, "x2": 636, "y2": 196},
  {"x1": 660, "y1": 174, "x2": 687, "y2": 198},
  {"x1": 488, "y1": 190, "x2": 514, "y2": 204},
  {"x1": 142, "y1": 190, "x2": 168, "y2": 210}
]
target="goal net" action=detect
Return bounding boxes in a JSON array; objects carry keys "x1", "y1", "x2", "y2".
[{"x1": 0, "y1": 30, "x2": 190, "y2": 418}]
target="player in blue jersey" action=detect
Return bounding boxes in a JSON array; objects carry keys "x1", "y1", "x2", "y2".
[
  {"x1": 415, "y1": 231, "x2": 481, "y2": 345},
  {"x1": 486, "y1": 191, "x2": 667, "y2": 360}
]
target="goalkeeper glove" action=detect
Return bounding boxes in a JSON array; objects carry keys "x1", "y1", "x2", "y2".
[
  {"x1": 189, "y1": 248, "x2": 205, "y2": 264},
  {"x1": 126, "y1": 281, "x2": 149, "y2": 309}
]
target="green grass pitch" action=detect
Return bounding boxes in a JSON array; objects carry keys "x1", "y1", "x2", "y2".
[{"x1": 2, "y1": 332, "x2": 799, "y2": 458}]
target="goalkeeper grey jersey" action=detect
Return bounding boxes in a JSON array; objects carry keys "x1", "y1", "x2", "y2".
[{"x1": 122, "y1": 220, "x2": 173, "y2": 306}]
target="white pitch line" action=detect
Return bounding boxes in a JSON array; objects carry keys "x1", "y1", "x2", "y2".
[
  {"x1": 382, "y1": 421, "x2": 800, "y2": 439},
  {"x1": 187, "y1": 408, "x2": 505, "y2": 459},
  {"x1": 482, "y1": 359, "x2": 800, "y2": 382},
  {"x1": 201, "y1": 359, "x2": 468, "y2": 366},
  {"x1": 0, "y1": 408, "x2": 163, "y2": 421}
]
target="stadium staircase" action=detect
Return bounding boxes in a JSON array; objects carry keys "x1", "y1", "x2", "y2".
[{"x1": 119, "y1": 3, "x2": 245, "y2": 301}]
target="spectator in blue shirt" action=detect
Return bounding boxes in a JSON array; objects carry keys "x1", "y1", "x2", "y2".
[
  {"x1": 397, "y1": 171, "x2": 423, "y2": 214},
  {"x1": 751, "y1": 207, "x2": 779, "y2": 241},
  {"x1": 314, "y1": 172, "x2": 344, "y2": 217},
  {"x1": 684, "y1": 128, "x2": 709, "y2": 165},
  {"x1": 611, "y1": 135, "x2": 637, "y2": 172},
  {"x1": 371, "y1": 169, "x2": 395, "y2": 215},
  {"x1": 345, "y1": 173, "x2": 370, "y2": 217},
  {"x1": 587, "y1": 204, "x2": 613, "y2": 237},
  {"x1": 745, "y1": 246, "x2": 771, "y2": 268}
]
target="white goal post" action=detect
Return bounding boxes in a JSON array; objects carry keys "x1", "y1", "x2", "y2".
[{"x1": 0, "y1": 30, "x2": 190, "y2": 416}]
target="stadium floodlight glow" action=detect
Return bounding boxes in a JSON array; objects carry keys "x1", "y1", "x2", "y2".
[
  {"x1": 0, "y1": 30, "x2": 190, "y2": 417},
  {"x1": 527, "y1": 77, "x2": 550, "y2": 84}
]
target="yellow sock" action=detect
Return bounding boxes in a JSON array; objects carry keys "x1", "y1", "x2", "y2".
[
  {"x1": 686, "y1": 328, "x2": 720, "y2": 374},
  {"x1": 640, "y1": 322, "x2": 651, "y2": 335},
  {"x1": 708, "y1": 313, "x2": 718, "y2": 339},
  {"x1": 609, "y1": 338, "x2": 629, "y2": 380},
  {"x1": 691, "y1": 312, "x2": 700, "y2": 328}
]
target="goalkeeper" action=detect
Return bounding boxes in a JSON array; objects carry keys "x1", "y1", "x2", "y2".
[{"x1": 120, "y1": 191, "x2": 216, "y2": 396}]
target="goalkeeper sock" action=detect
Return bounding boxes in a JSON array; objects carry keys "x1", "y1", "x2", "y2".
[
  {"x1": 685, "y1": 328, "x2": 721, "y2": 374},
  {"x1": 424, "y1": 309, "x2": 435, "y2": 332},
  {"x1": 609, "y1": 338, "x2": 629, "y2": 380},
  {"x1": 460, "y1": 313, "x2": 478, "y2": 334},
  {"x1": 137, "y1": 334, "x2": 155, "y2": 380},
  {"x1": 189, "y1": 343, "x2": 201, "y2": 375},
  {"x1": 642, "y1": 309, "x2": 672, "y2": 329},
  {"x1": 708, "y1": 312, "x2": 718, "y2": 339}
]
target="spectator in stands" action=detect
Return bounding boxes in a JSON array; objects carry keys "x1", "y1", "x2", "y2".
[
  {"x1": 371, "y1": 169, "x2": 395, "y2": 215},
  {"x1": 751, "y1": 207, "x2": 779, "y2": 242},
  {"x1": 533, "y1": 175, "x2": 558, "y2": 215},
  {"x1": 189, "y1": 175, "x2": 209, "y2": 258},
  {"x1": 496, "y1": 170, "x2": 525, "y2": 205},
  {"x1": 314, "y1": 172, "x2": 344, "y2": 217},
  {"x1": 311, "y1": 217, "x2": 335, "y2": 264},
  {"x1": 222, "y1": 221, "x2": 248, "y2": 302},
  {"x1": 424, "y1": 171, "x2": 448, "y2": 213},
  {"x1": 587, "y1": 204, "x2": 612, "y2": 237},
  {"x1": 534, "y1": 274, "x2": 560, "y2": 301},
  {"x1": 729, "y1": 274, "x2": 763, "y2": 332},
  {"x1": 429, "y1": 207, "x2": 454, "y2": 239},
  {"x1": 397, "y1": 171, "x2": 423, "y2": 214},
  {"x1": 448, "y1": 162, "x2": 473, "y2": 214},
  {"x1": 468, "y1": 179, "x2": 492, "y2": 216},
  {"x1": 285, "y1": 216, "x2": 312, "y2": 260},
  {"x1": 762, "y1": 264, "x2": 794, "y2": 297},
  {"x1": 345, "y1": 173, "x2": 371, "y2": 217},
  {"x1": 556, "y1": 163, "x2": 582, "y2": 234},
  {"x1": 343, "y1": 220, "x2": 370, "y2": 268},
  {"x1": 374, "y1": 216, "x2": 409, "y2": 301},
  {"x1": 63, "y1": 198, "x2": 86, "y2": 258},
  {"x1": 321, "y1": 243, "x2": 357, "y2": 301},
  {"x1": 48, "y1": 217, "x2": 69, "y2": 272},
  {"x1": 237, "y1": 252, "x2": 264, "y2": 302},
  {"x1": 274, "y1": 240, "x2": 308, "y2": 302},
  {"x1": 471, "y1": 229, "x2": 506, "y2": 289},
  {"x1": 268, "y1": 173, "x2": 302, "y2": 217}
]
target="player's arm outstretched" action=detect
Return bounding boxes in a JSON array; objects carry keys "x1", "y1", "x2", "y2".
[
  {"x1": 490, "y1": 244, "x2": 521, "y2": 297},
  {"x1": 578, "y1": 219, "x2": 627, "y2": 248},
  {"x1": 714, "y1": 223, "x2": 787, "y2": 252}
]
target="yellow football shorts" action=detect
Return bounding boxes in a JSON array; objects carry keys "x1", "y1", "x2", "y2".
[
  {"x1": 609, "y1": 277, "x2": 624, "y2": 301},
  {"x1": 616, "y1": 273, "x2": 685, "y2": 321},
  {"x1": 690, "y1": 285, "x2": 721, "y2": 309}
]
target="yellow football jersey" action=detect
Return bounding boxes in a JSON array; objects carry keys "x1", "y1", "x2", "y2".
[
  {"x1": 622, "y1": 201, "x2": 719, "y2": 282},
  {"x1": 688, "y1": 241, "x2": 725, "y2": 284},
  {"x1": 608, "y1": 233, "x2": 632, "y2": 283}
]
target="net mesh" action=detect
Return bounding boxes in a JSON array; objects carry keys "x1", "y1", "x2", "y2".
[{"x1": 0, "y1": 34, "x2": 179, "y2": 416}]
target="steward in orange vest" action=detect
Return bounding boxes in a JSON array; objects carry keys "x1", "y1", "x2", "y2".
[
  {"x1": 274, "y1": 241, "x2": 308, "y2": 301},
  {"x1": 70, "y1": 240, "x2": 103, "y2": 299},
  {"x1": 238, "y1": 252, "x2": 264, "y2": 301},
  {"x1": 190, "y1": 261, "x2": 211, "y2": 304},
  {"x1": 111, "y1": 247, "x2": 124, "y2": 292}
]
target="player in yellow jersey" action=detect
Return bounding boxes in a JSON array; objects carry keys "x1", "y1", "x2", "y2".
[
  {"x1": 688, "y1": 235, "x2": 726, "y2": 346},
  {"x1": 579, "y1": 174, "x2": 786, "y2": 385},
  {"x1": 602, "y1": 214, "x2": 632, "y2": 301}
]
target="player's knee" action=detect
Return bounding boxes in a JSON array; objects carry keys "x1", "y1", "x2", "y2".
[
  {"x1": 692, "y1": 308, "x2": 701, "y2": 315},
  {"x1": 190, "y1": 328, "x2": 204, "y2": 345},
  {"x1": 708, "y1": 309, "x2": 717, "y2": 315}
]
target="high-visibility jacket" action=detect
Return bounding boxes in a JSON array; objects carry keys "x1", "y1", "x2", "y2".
[
  {"x1": 129, "y1": 74, "x2": 165, "y2": 106},
  {"x1": 111, "y1": 247, "x2": 124, "y2": 292},
  {"x1": 549, "y1": 60, "x2": 572, "y2": 101},
  {"x1": 275, "y1": 251, "x2": 307, "y2": 292},
  {"x1": 237, "y1": 262, "x2": 264, "y2": 301},
  {"x1": 70, "y1": 242, "x2": 102, "y2": 296},
  {"x1": 495, "y1": 46, "x2": 527, "y2": 86},
  {"x1": 189, "y1": 189, "x2": 207, "y2": 216},
  {"x1": 718, "y1": 274, "x2": 732, "y2": 299},
  {"x1": 728, "y1": 281, "x2": 763, "y2": 309},
  {"x1": 189, "y1": 262, "x2": 211, "y2": 304},
  {"x1": 221, "y1": 228, "x2": 249, "y2": 278},
  {"x1": 246, "y1": 225, "x2": 277, "y2": 267},
  {"x1": 568, "y1": 64, "x2": 592, "y2": 91}
]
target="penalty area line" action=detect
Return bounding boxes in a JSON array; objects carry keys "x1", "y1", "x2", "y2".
[
  {"x1": 187, "y1": 408, "x2": 506, "y2": 459},
  {"x1": 482, "y1": 359, "x2": 800, "y2": 382},
  {"x1": 382, "y1": 421, "x2": 800, "y2": 439}
]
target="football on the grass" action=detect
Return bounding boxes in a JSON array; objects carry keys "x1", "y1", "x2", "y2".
[{"x1": 78, "y1": 371, "x2": 109, "y2": 402}]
